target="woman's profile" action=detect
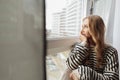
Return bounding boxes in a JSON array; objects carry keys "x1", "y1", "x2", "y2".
[{"x1": 65, "y1": 15, "x2": 119, "y2": 80}]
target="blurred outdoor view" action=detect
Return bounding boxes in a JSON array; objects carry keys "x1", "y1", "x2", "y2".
[
  {"x1": 46, "y1": 0, "x2": 84, "y2": 39},
  {"x1": 46, "y1": 0, "x2": 85, "y2": 80}
]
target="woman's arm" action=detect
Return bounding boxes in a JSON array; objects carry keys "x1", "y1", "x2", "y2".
[
  {"x1": 78, "y1": 49, "x2": 119, "y2": 80},
  {"x1": 66, "y1": 43, "x2": 89, "y2": 70}
]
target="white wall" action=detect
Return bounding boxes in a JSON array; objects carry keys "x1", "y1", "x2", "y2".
[{"x1": 0, "y1": 0, "x2": 45, "y2": 80}]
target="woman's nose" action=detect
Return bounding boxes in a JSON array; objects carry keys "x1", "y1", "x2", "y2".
[
  {"x1": 81, "y1": 28, "x2": 85, "y2": 33},
  {"x1": 81, "y1": 30, "x2": 84, "y2": 35}
]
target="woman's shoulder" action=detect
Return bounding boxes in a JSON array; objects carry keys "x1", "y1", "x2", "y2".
[
  {"x1": 104, "y1": 44, "x2": 118, "y2": 56},
  {"x1": 103, "y1": 44, "x2": 119, "y2": 65}
]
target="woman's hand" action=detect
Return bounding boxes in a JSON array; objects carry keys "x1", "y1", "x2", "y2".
[
  {"x1": 70, "y1": 73, "x2": 79, "y2": 80},
  {"x1": 79, "y1": 33, "x2": 88, "y2": 46},
  {"x1": 69, "y1": 70, "x2": 79, "y2": 80},
  {"x1": 80, "y1": 34, "x2": 87, "y2": 42}
]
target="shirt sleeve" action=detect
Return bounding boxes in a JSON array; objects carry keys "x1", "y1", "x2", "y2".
[
  {"x1": 66, "y1": 42, "x2": 89, "y2": 70},
  {"x1": 78, "y1": 49, "x2": 119, "y2": 80}
]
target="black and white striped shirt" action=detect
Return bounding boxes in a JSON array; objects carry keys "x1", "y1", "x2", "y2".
[{"x1": 66, "y1": 42, "x2": 119, "y2": 80}]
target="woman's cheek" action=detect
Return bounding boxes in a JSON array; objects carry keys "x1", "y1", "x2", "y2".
[{"x1": 81, "y1": 31, "x2": 86, "y2": 36}]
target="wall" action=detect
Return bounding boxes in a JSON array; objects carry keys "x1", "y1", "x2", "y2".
[{"x1": 0, "y1": 0, "x2": 45, "y2": 80}]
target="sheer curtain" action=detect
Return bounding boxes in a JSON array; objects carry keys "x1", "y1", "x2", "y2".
[
  {"x1": 105, "y1": 0, "x2": 116, "y2": 44},
  {"x1": 113, "y1": 0, "x2": 120, "y2": 77},
  {"x1": 93, "y1": 0, "x2": 115, "y2": 44}
]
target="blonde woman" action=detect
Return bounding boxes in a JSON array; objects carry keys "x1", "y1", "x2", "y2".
[{"x1": 66, "y1": 15, "x2": 119, "y2": 80}]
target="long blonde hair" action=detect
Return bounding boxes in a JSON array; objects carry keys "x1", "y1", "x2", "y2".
[{"x1": 83, "y1": 15, "x2": 106, "y2": 68}]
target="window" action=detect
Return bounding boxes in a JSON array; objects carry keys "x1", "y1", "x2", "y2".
[
  {"x1": 45, "y1": 0, "x2": 88, "y2": 80},
  {"x1": 46, "y1": 0, "x2": 87, "y2": 39}
]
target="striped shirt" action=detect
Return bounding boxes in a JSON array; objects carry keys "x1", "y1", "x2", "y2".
[{"x1": 66, "y1": 42, "x2": 119, "y2": 80}]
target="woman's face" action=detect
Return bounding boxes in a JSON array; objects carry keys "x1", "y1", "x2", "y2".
[{"x1": 81, "y1": 19, "x2": 91, "y2": 38}]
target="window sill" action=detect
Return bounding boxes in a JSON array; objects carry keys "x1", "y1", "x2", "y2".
[{"x1": 47, "y1": 36, "x2": 80, "y2": 55}]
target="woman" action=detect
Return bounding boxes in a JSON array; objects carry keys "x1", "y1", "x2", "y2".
[{"x1": 66, "y1": 15, "x2": 119, "y2": 80}]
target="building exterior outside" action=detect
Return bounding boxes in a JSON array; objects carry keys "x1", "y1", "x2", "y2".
[
  {"x1": 65, "y1": 0, "x2": 83, "y2": 36},
  {"x1": 47, "y1": 0, "x2": 83, "y2": 38}
]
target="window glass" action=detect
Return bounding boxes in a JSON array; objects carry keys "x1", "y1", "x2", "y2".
[
  {"x1": 45, "y1": 0, "x2": 87, "y2": 79},
  {"x1": 46, "y1": 0, "x2": 85, "y2": 39},
  {"x1": 46, "y1": 50, "x2": 70, "y2": 80}
]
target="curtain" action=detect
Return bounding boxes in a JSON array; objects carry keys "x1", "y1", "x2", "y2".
[
  {"x1": 105, "y1": 0, "x2": 116, "y2": 44},
  {"x1": 113, "y1": 0, "x2": 120, "y2": 78},
  {"x1": 93, "y1": 0, "x2": 115, "y2": 44}
]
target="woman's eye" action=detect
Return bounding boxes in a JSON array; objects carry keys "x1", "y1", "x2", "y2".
[
  {"x1": 83, "y1": 25, "x2": 88, "y2": 28},
  {"x1": 84, "y1": 25, "x2": 88, "y2": 28},
  {"x1": 82, "y1": 25, "x2": 88, "y2": 28}
]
